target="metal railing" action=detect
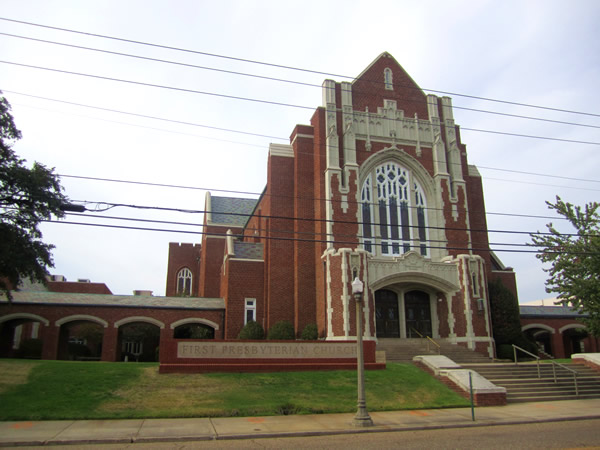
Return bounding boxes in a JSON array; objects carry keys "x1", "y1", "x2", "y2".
[
  {"x1": 512, "y1": 345, "x2": 579, "y2": 396},
  {"x1": 411, "y1": 328, "x2": 441, "y2": 354}
]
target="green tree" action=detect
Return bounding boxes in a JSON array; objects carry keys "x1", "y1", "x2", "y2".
[
  {"x1": 0, "y1": 92, "x2": 68, "y2": 300},
  {"x1": 530, "y1": 196, "x2": 600, "y2": 336},
  {"x1": 488, "y1": 278, "x2": 536, "y2": 358}
]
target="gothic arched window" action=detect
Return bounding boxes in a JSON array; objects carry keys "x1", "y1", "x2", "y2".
[
  {"x1": 360, "y1": 162, "x2": 428, "y2": 256},
  {"x1": 384, "y1": 68, "x2": 393, "y2": 90},
  {"x1": 176, "y1": 268, "x2": 193, "y2": 296}
]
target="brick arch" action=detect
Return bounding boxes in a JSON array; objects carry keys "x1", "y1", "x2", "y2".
[
  {"x1": 114, "y1": 316, "x2": 165, "y2": 329},
  {"x1": 0, "y1": 313, "x2": 49, "y2": 326},
  {"x1": 170, "y1": 318, "x2": 219, "y2": 330},
  {"x1": 55, "y1": 315, "x2": 108, "y2": 328},
  {"x1": 559, "y1": 323, "x2": 587, "y2": 334},
  {"x1": 522, "y1": 323, "x2": 555, "y2": 334}
]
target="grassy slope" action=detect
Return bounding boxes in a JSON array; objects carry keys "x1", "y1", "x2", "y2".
[{"x1": 0, "y1": 360, "x2": 469, "y2": 420}]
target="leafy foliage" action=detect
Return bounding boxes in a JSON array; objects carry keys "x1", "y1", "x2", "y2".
[
  {"x1": 237, "y1": 321, "x2": 265, "y2": 340},
  {"x1": 267, "y1": 320, "x2": 295, "y2": 340},
  {"x1": 300, "y1": 323, "x2": 319, "y2": 340},
  {"x1": 488, "y1": 278, "x2": 537, "y2": 355},
  {"x1": 530, "y1": 197, "x2": 600, "y2": 336},
  {"x1": 0, "y1": 92, "x2": 68, "y2": 299}
]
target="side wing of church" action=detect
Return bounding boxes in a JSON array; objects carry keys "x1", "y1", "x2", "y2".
[{"x1": 166, "y1": 52, "x2": 518, "y2": 357}]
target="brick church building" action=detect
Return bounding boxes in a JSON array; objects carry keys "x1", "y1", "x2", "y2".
[{"x1": 165, "y1": 52, "x2": 518, "y2": 358}]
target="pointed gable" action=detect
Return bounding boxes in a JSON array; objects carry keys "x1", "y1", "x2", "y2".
[{"x1": 352, "y1": 52, "x2": 429, "y2": 120}]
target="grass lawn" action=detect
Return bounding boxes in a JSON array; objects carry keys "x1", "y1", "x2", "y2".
[{"x1": 0, "y1": 359, "x2": 469, "y2": 420}]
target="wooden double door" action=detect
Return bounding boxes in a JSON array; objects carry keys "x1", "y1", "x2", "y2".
[{"x1": 375, "y1": 289, "x2": 432, "y2": 338}]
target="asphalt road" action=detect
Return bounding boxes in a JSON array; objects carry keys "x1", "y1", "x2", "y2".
[{"x1": 13, "y1": 418, "x2": 600, "y2": 449}]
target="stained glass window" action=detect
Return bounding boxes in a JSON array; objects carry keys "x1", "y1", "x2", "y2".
[{"x1": 360, "y1": 162, "x2": 428, "y2": 256}]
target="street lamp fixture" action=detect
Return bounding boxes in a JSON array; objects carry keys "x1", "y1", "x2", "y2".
[{"x1": 351, "y1": 276, "x2": 373, "y2": 427}]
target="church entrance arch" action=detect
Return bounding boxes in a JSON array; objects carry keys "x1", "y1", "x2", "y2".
[{"x1": 375, "y1": 290, "x2": 400, "y2": 338}]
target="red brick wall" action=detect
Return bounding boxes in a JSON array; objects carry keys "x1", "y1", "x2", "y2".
[
  {"x1": 0, "y1": 303, "x2": 225, "y2": 361},
  {"x1": 165, "y1": 242, "x2": 201, "y2": 297},
  {"x1": 265, "y1": 151, "x2": 295, "y2": 330},
  {"x1": 222, "y1": 258, "x2": 265, "y2": 339},
  {"x1": 47, "y1": 282, "x2": 112, "y2": 295},
  {"x1": 292, "y1": 127, "x2": 317, "y2": 336},
  {"x1": 352, "y1": 53, "x2": 429, "y2": 120}
]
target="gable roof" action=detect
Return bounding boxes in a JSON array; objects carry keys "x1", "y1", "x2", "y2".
[{"x1": 209, "y1": 196, "x2": 258, "y2": 227}]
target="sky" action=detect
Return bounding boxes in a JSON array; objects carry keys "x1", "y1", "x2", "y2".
[{"x1": 1, "y1": 0, "x2": 599, "y2": 302}]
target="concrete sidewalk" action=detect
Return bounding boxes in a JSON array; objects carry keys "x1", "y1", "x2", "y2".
[{"x1": 1, "y1": 399, "x2": 600, "y2": 446}]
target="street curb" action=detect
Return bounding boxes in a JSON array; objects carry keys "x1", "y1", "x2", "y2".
[{"x1": 3, "y1": 414, "x2": 600, "y2": 447}]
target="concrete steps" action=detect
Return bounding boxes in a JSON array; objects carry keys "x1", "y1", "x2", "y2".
[
  {"x1": 376, "y1": 338, "x2": 492, "y2": 364},
  {"x1": 462, "y1": 363, "x2": 600, "y2": 403}
]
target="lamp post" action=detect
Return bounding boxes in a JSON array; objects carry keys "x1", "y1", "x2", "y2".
[{"x1": 351, "y1": 276, "x2": 373, "y2": 427}]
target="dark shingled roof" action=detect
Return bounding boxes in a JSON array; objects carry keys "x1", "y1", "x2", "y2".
[
  {"x1": 210, "y1": 196, "x2": 258, "y2": 227},
  {"x1": 233, "y1": 241, "x2": 264, "y2": 260},
  {"x1": 520, "y1": 305, "x2": 587, "y2": 318},
  {"x1": 4, "y1": 291, "x2": 225, "y2": 310}
]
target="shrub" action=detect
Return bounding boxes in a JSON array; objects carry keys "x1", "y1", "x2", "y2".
[
  {"x1": 267, "y1": 320, "x2": 295, "y2": 340},
  {"x1": 301, "y1": 323, "x2": 318, "y2": 340},
  {"x1": 496, "y1": 344, "x2": 516, "y2": 361},
  {"x1": 15, "y1": 338, "x2": 42, "y2": 359},
  {"x1": 238, "y1": 321, "x2": 265, "y2": 340}
]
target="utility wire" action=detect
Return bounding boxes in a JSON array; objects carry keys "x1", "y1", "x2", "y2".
[
  {"x1": 44, "y1": 219, "x2": 596, "y2": 256},
  {"x1": 60, "y1": 174, "x2": 588, "y2": 220},
  {"x1": 2, "y1": 32, "x2": 599, "y2": 131},
  {"x1": 65, "y1": 200, "x2": 582, "y2": 237},
  {"x1": 2, "y1": 16, "x2": 600, "y2": 118},
  {"x1": 61, "y1": 211, "x2": 580, "y2": 240},
  {"x1": 9, "y1": 90, "x2": 600, "y2": 188},
  {"x1": 2, "y1": 63, "x2": 599, "y2": 146},
  {"x1": 5, "y1": 91, "x2": 284, "y2": 141}
]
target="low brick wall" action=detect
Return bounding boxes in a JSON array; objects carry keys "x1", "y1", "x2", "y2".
[
  {"x1": 414, "y1": 360, "x2": 506, "y2": 406},
  {"x1": 159, "y1": 339, "x2": 385, "y2": 373}
]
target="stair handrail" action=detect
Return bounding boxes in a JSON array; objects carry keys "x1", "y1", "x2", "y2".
[
  {"x1": 512, "y1": 345, "x2": 579, "y2": 396},
  {"x1": 512, "y1": 344, "x2": 541, "y2": 378},
  {"x1": 410, "y1": 328, "x2": 441, "y2": 354},
  {"x1": 548, "y1": 360, "x2": 579, "y2": 396}
]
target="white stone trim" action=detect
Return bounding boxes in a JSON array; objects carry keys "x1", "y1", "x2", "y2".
[
  {"x1": 55, "y1": 315, "x2": 108, "y2": 328},
  {"x1": 170, "y1": 318, "x2": 220, "y2": 330},
  {"x1": 559, "y1": 323, "x2": 587, "y2": 334},
  {"x1": 114, "y1": 316, "x2": 165, "y2": 329},
  {"x1": 0, "y1": 313, "x2": 50, "y2": 326},
  {"x1": 522, "y1": 323, "x2": 555, "y2": 334},
  {"x1": 229, "y1": 258, "x2": 264, "y2": 262},
  {"x1": 269, "y1": 143, "x2": 294, "y2": 158},
  {"x1": 290, "y1": 133, "x2": 314, "y2": 146}
]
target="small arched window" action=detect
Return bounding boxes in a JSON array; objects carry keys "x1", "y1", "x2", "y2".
[
  {"x1": 384, "y1": 68, "x2": 393, "y2": 90},
  {"x1": 176, "y1": 268, "x2": 193, "y2": 296}
]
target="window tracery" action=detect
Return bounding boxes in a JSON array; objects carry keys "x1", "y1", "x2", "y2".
[
  {"x1": 360, "y1": 162, "x2": 428, "y2": 256},
  {"x1": 176, "y1": 268, "x2": 193, "y2": 296}
]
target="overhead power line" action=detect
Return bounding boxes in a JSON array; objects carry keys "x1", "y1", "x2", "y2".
[
  {"x1": 2, "y1": 32, "x2": 599, "y2": 131},
  {"x1": 8, "y1": 90, "x2": 600, "y2": 189},
  {"x1": 5, "y1": 90, "x2": 285, "y2": 141},
  {"x1": 2, "y1": 16, "x2": 600, "y2": 118},
  {"x1": 3, "y1": 63, "x2": 599, "y2": 146},
  {"x1": 67, "y1": 199, "x2": 576, "y2": 235},
  {"x1": 44, "y1": 219, "x2": 596, "y2": 256},
  {"x1": 59, "y1": 173, "x2": 594, "y2": 217}
]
